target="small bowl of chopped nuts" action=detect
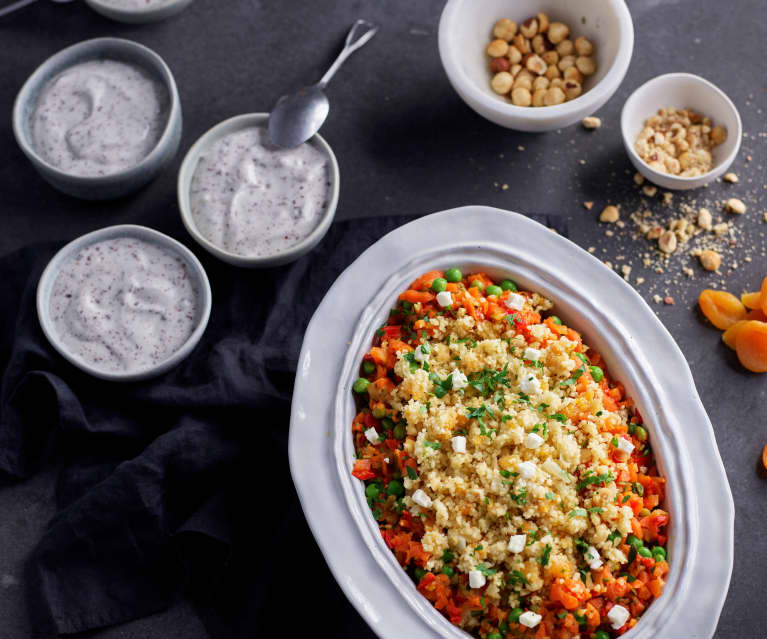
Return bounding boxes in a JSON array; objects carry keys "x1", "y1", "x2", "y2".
[
  {"x1": 438, "y1": 0, "x2": 634, "y2": 132},
  {"x1": 621, "y1": 73, "x2": 742, "y2": 190}
]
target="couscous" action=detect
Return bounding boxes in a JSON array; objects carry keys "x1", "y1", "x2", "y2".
[{"x1": 351, "y1": 268, "x2": 670, "y2": 638}]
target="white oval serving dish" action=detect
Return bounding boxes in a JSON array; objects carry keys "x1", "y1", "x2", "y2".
[{"x1": 289, "y1": 206, "x2": 733, "y2": 638}]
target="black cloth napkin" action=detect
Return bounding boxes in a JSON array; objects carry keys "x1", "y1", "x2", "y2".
[{"x1": 0, "y1": 213, "x2": 565, "y2": 637}]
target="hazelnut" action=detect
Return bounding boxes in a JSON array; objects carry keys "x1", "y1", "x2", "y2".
[
  {"x1": 513, "y1": 34, "x2": 531, "y2": 54},
  {"x1": 726, "y1": 198, "x2": 746, "y2": 214},
  {"x1": 642, "y1": 185, "x2": 658, "y2": 197},
  {"x1": 599, "y1": 205, "x2": 619, "y2": 223},
  {"x1": 532, "y1": 34, "x2": 548, "y2": 54},
  {"x1": 532, "y1": 76, "x2": 549, "y2": 91},
  {"x1": 564, "y1": 81, "x2": 582, "y2": 100},
  {"x1": 547, "y1": 21, "x2": 569, "y2": 44},
  {"x1": 646, "y1": 226, "x2": 663, "y2": 240},
  {"x1": 541, "y1": 50, "x2": 559, "y2": 66},
  {"x1": 543, "y1": 86, "x2": 566, "y2": 106},
  {"x1": 697, "y1": 208, "x2": 713, "y2": 230},
  {"x1": 544, "y1": 64, "x2": 561, "y2": 80},
  {"x1": 574, "y1": 36, "x2": 593, "y2": 56},
  {"x1": 658, "y1": 230, "x2": 677, "y2": 254},
  {"x1": 489, "y1": 57, "x2": 511, "y2": 73},
  {"x1": 491, "y1": 72, "x2": 514, "y2": 95},
  {"x1": 509, "y1": 64, "x2": 522, "y2": 78},
  {"x1": 549, "y1": 77, "x2": 565, "y2": 90},
  {"x1": 525, "y1": 54, "x2": 547, "y2": 75},
  {"x1": 532, "y1": 88, "x2": 547, "y2": 107},
  {"x1": 487, "y1": 39, "x2": 510, "y2": 57},
  {"x1": 493, "y1": 18, "x2": 518, "y2": 41},
  {"x1": 520, "y1": 17, "x2": 538, "y2": 39},
  {"x1": 633, "y1": 172, "x2": 645, "y2": 186},
  {"x1": 710, "y1": 125, "x2": 727, "y2": 145},
  {"x1": 556, "y1": 39, "x2": 574, "y2": 56},
  {"x1": 699, "y1": 250, "x2": 721, "y2": 271},
  {"x1": 576, "y1": 56, "x2": 596, "y2": 75},
  {"x1": 582, "y1": 116, "x2": 601, "y2": 130},
  {"x1": 558, "y1": 55, "x2": 576, "y2": 71},
  {"x1": 724, "y1": 172, "x2": 738, "y2": 183},
  {"x1": 507, "y1": 45, "x2": 523, "y2": 64},
  {"x1": 536, "y1": 12, "x2": 550, "y2": 33},
  {"x1": 563, "y1": 66, "x2": 583, "y2": 83},
  {"x1": 511, "y1": 87, "x2": 533, "y2": 106}
]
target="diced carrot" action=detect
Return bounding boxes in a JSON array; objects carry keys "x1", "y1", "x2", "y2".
[
  {"x1": 399, "y1": 289, "x2": 435, "y2": 304},
  {"x1": 409, "y1": 270, "x2": 444, "y2": 291},
  {"x1": 648, "y1": 578, "x2": 665, "y2": 598}
]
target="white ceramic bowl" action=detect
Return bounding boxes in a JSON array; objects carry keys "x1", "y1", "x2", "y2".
[
  {"x1": 290, "y1": 207, "x2": 734, "y2": 639},
  {"x1": 85, "y1": 0, "x2": 195, "y2": 23},
  {"x1": 37, "y1": 224, "x2": 212, "y2": 382},
  {"x1": 177, "y1": 113, "x2": 340, "y2": 268},
  {"x1": 12, "y1": 37, "x2": 182, "y2": 200},
  {"x1": 621, "y1": 73, "x2": 742, "y2": 190},
  {"x1": 438, "y1": 0, "x2": 634, "y2": 132}
]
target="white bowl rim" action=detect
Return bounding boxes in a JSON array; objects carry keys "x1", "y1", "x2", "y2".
[
  {"x1": 177, "y1": 112, "x2": 340, "y2": 267},
  {"x1": 438, "y1": 0, "x2": 635, "y2": 120},
  {"x1": 36, "y1": 224, "x2": 212, "y2": 382},
  {"x1": 620, "y1": 72, "x2": 743, "y2": 185},
  {"x1": 12, "y1": 37, "x2": 181, "y2": 185},
  {"x1": 85, "y1": 0, "x2": 192, "y2": 15},
  {"x1": 289, "y1": 206, "x2": 734, "y2": 639}
]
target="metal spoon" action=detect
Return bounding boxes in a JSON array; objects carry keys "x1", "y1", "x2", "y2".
[
  {"x1": 268, "y1": 19, "x2": 378, "y2": 148},
  {"x1": 0, "y1": 0, "x2": 76, "y2": 18}
]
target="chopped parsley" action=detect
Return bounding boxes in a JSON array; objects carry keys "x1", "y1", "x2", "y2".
[
  {"x1": 429, "y1": 372, "x2": 454, "y2": 398},
  {"x1": 551, "y1": 413, "x2": 567, "y2": 423},
  {"x1": 568, "y1": 508, "x2": 588, "y2": 518},
  {"x1": 510, "y1": 486, "x2": 527, "y2": 506},
  {"x1": 424, "y1": 440, "x2": 441, "y2": 450},
  {"x1": 406, "y1": 465, "x2": 418, "y2": 480},
  {"x1": 475, "y1": 563, "x2": 498, "y2": 576},
  {"x1": 506, "y1": 570, "x2": 529, "y2": 588},
  {"x1": 607, "y1": 530, "x2": 623, "y2": 545},
  {"x1": 576, "y1": 471, "x2": 615, "y2": 491},
  {"x1": 538, "y1": 544, "x2": 552, "y2": 566},
  {"x1": 545, "y1": 492, "x2": 555, "y2": 500},
  {"x1": 468, "y1": 365, "x2": 511, "y2": 397}
]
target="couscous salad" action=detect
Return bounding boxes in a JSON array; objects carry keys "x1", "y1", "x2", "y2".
[{"x1": 351, "y1": 268, "x2": 670, "y2": 638}]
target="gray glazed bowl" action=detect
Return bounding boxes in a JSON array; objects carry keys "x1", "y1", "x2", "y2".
[
  {"x1": 37, "y1": 224, "x2": 212, "y2": 382},
  {"x1": 13, "y1": 38, "x2": 182, "y2": 200},
  {"x1": 85, "y1": 0, "x2": 195, "y2": 24},
  {"x1": 177, "y1": 113, "x2": 340, "y2": 268}
]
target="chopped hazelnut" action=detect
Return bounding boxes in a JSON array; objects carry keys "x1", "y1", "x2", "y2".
[
  {"x1": 512, "y1": 33, "x2": 531, "y2": 54},
  {"x1": 633, "y1": 172, "x2": 645, "y2": 185},
  {"x1": 710, "y1": 125, "x2": 727, "y2": 145},
  {"x1": 697, "y1": 208, "x2": 713, "y2": 230},
  {"x1": 520, "y1": 17, "x2": 538, "y2": 39},
  {"x1": 536, "y1": 12, "x2": 550, "y2": 33},
  {"x1": 582, "y1": 116, "x2": 601, "y2": 130},
  {"x1": 724, "y1": 172, "x2": 738, "y2": 183},
  {"x1": 726, "y1": 198, "x2": 746, "y2": 214},
  {"x1": 583, "y1": 201, "x2": 594, "y2": 209},
  {"x1": 525, "y1": 54, "x2": 547, "y2": 75},
  {"x1": 699, "y1": 250, "x2": 721, "y2": 271},
  {"x1": 646, "y1": 226, "x2": 663, "y2": 240},
  {"x1": 599, "y1": 205, "x2": 620, "y2": 223},
  {"x1": 493, "y1": 18, "x2": 518, "y2": 41},
  {"x1": 642, "y1": 185, "x2": 658, "y2": 197},
  {"x1": 658, "y1": 230, "x2": 677, "y2": 254}
]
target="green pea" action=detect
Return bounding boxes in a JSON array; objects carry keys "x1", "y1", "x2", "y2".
[
  {"x1": 431, "y1": 278, "x2": 448, "y2": 293},
  {"x1": 445, "y1": 268, "x2": 462, "y2": 283},
  {"x1": 509, "y1": 608, "x2": 523, "y2": 623},
  {"x1": 500, "y1": 279, "x2": 518, "y2": 292},
  {"x1": 353, "y1": 378, "x2": 370, "y2": 394},
  {"x1": 634, "y1": 426, "x2": 648, "y2": 441},
  {"x1": 551, "y1": 315, "x2": 563, "y2": 325},
  {"x1": 387, "y1": 480, "x2": 404, "y2": 496},
  {"x1": 589, "y1": 365, "x2": 604, "y2": 382},
  {"x1": 393, "y1": 422, "x2": 407, "y2": 440},
  {"x1": 627, "y1": 535, "x2": 643, "y2": 549},
  {"x1": 414, "y1": 567, "x2": 427, "y2": 581},
  {"x1": 372, "y1": 406, "x2": 386, "y2": 419},
  {"x1": 381, "y1": 417, "x2": 394, "y2": 430},
  {"x1": 628, "y1": 423, "x2": 636, "y2": 434},
  {"x1": 638, "y1": 546, "x2": 653, "y2": 558},
  {"x1": 594, "y1": 632, "x2": 610, "y2": 639},
  {"x1": 362, "y1": 360, "x2": 376, "y2": 375},
  {"x1": 442, "y1": 549, "x2": 455, "y2": 563},
  {"x1": 487, "y1": 633, "x2": 502, "y2": 639},
  {"x1": 365, "y1": 484, "x2": 380, "y2": 499},
  {"x1": 470, "y1": 279, "x2": 484, "y2": 289},
  {"x1": 485, "y1": 284, "x2": 503, "y2": 296},
  {"x1": 652, "y1": 546, "x2": 667, "y2": 561},
  {"x1": 441, "y1": 565, "x2": 455, "y2": 577}
]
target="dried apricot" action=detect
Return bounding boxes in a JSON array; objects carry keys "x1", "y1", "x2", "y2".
[
  {"x1": 763, "y1": 444, "x2": 767, "y2": 472},
  {"x1": 741, "y1": 291, "x2": 762, "y2": 310},
  {"x1": 722, "y1": 320, "x2": 748, "y2": 350},
  {"x1": 746, "y1": 308, "x2": 767, "y2": 322},
  {"x1": 761, "y1": 277, "x2": 767, "y2": 316},
  {"x1": 698, "y1": 289, "x2": 747, "y2": 330},
  {"x1": 734, "y1": 321, "x2": 767, "y2": 373}
]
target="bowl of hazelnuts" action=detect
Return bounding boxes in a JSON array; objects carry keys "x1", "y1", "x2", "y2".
[{"x1": 438, "y1": 0, "x2": 634, "y2": 131}]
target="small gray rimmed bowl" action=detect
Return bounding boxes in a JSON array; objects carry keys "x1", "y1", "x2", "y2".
[
  {"x1": 177, "y1": 113, "x2": 340, "y2": 268},
  {"x1": 37, "y1": 224, "x2": 212, "y2": 382},
  {"x1": 13, "y1": 38, "x2": 182, "y2": 200},
  {"x1": 85, "y1": 0, "x2": 195, "y2": 24}
]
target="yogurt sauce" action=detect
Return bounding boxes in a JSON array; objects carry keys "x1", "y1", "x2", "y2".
[
  {"x1": 49, "y1": 237, "x2": 199, "y2": 374},
  {"x1": 30, "y1": 59, "x2": 168, "y2": 177},
  {"x1": 189, "y1": 126, "x2": 330, "y2": 258}
]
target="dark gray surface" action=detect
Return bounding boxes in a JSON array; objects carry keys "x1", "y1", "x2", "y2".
[{"x1": 0, "y1": 0, "x2": 765, "y2": 637}]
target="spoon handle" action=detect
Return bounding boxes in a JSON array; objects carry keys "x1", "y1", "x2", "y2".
[
  {"x1": 0, "y1": 0, "x2": 40, "y2": 18},
  {"x1": 317, "y1": 19, "x2": 378, "y2": 89}
]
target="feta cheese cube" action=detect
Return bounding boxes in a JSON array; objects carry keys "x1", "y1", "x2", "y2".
[
  {"x1": 524, "y1": 432, "x2": 545, "y2": 449},
  {"x1": 523, "y1": 347, "x2": 541, "y2": 361},
  {"x1": 607, "y1": 604, "x2": 630, "y2": 630},
  {"x1": 451, "y1": 435, "x2": 467, "y2": 453},
  {"x1": 617, "y1": 437, "x2": 635, "y2": 454},
  {"x1": 519, "y1": 374, "x2": 541, "y2": 395},
  {"x1": 585, "y1": 545, "x2": 603, "y2": 570},
  {"x1": 519, "y1": 611, "x2": 542, "y2": 628},
  {"x1": 364, "y1": 427, "x2": 379, "y2": 444},
  {"x1": 468, "y1": 570, "x2": 486, "y2": 588},
  {"x1": 517, "y1": 461, "x2": 537, "y2": 479},
  {"x1": 505, "y1": 292, "x2": 526, "y2": 311},
  {"x1": 414, "y1": 342, "x2": 430, "y2": 362},
  {"x1": 507, "y1": 534, "x2": 526, "y2": 553},
  {"x1": 451, "y1": 370, "x2": 469, "y2": 390},
  {"x1": 411, "y1": 489, "x2": 432, "y2": 508},
  {"x1": 436, "y1": 291, "x2": 453, "y2": 307}
]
